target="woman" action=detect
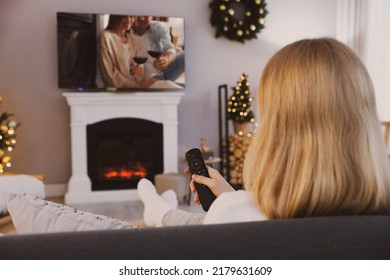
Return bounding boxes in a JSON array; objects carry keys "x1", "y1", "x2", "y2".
[
  {"x1": 98, "y1": 15, "x2": 155, "y2": 88},
  {"x1": 138, "y1": 37, "x2": 390, "y2": 226}
]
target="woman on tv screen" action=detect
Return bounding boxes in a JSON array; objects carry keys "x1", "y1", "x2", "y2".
[{"x1": 98, "y1": 15, "x2": 155, "y2": 88}]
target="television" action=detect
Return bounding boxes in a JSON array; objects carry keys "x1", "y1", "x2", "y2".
[{"x1": 57, "y1": 12, "x2": 185, "y2": 91}]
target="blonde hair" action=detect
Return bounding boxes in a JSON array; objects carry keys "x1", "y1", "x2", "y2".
[{"x1": 243, "y1": 38, "x2": 390, "y2": 219}]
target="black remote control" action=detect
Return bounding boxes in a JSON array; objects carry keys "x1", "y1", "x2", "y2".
[{"x1": 185, "y1": 148, "x2": 217, "y2": 211}]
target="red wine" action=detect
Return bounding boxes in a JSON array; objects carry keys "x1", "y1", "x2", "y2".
[
  {"x1": 148, "y1": 50, "x2": 162, "y2": 58},
  {"x1": 133, "y1": 56, "x2": 148, "y2": 64}
]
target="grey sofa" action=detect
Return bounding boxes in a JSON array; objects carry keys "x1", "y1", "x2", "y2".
[{"x1": 1, "y1": 215, "x2": 390, "y2": 259}]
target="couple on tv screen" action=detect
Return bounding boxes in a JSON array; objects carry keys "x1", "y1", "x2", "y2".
[{"x1": 57, "y1": 13, "x2": 185, "y2": 91}]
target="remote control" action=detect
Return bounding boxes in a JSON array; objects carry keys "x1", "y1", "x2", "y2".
[{"x1": 185, "y1": 148, "x2": 217, "y2": 211}]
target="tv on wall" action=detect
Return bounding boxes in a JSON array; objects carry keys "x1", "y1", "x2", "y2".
[{"x1": 57, "y1": 12, "x2": 185, "y2": 91}]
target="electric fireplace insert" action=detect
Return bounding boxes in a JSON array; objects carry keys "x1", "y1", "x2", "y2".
[{"x1": 87, "y1": 118, "x2": 163, "y2": 191}]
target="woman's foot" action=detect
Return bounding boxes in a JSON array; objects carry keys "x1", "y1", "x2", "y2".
[
  {"x1": 161, "y1": 189, "x2": 179, "y2": 209},
  {"x1": 137, "y1": 178, "x2": 178, "y2": 227}
]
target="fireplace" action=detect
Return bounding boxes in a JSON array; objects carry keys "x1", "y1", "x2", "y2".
[
  {"x1": 63, "y1": 91, "x2": 184, "y2": 204},
  {"x1": 87, "y1": 118, "x2": 163, "y2": 191}
]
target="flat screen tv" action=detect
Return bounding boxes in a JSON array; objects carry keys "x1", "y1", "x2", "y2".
[{"x1": 57, "y1": 12, "x2": 185, "y2": 91}]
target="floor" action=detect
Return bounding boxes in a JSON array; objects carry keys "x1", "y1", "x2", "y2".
[{"x1": 0, "y1": 215, "x2": 14, "y2": 234}]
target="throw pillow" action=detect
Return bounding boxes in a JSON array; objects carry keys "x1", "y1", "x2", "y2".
[{"x1": 3, "y1": 192, "x2": 138, "y2": 234}]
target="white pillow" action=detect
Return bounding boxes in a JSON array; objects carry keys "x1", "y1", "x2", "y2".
[
  {"x1": 0, "y1": 175, "x2": 45, "y2": 215},
  {"x1": 3, "y1": 192, "x2": 138, "y2": 234}
]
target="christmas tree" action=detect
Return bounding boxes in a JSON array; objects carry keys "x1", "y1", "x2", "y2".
[
  {"x1": 223, "y1": 74, "x2": 256, "y2": 188},
  {"x1": 227, "y1": 73, "x2": 255, "y2": 124},
  {"x1": 0, "y1": 96, "x2": 20, "y2": 173}
]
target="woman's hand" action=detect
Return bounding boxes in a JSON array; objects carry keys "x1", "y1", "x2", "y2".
[
  {"x1": 131, "y1": 64, "x2": 144, "y2": 78},
  {"x1": 184, "y1": 166, "x2": 235, "y2": 205},
  {"x1": 137, "y1": 77, "x2": 156, "y2": 88}
]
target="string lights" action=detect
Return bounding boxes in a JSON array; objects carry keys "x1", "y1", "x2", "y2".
[
  {"x1": 227, "y1": 73, "x2": 255, "y2": 124},
  {"x1": 0, "y1": 96, "x2": 20, "y2": 173}
]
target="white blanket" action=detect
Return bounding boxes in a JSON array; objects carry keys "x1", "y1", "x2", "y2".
[{"x1": 0, "y1": 175, "x2": 45, "y2": 215}]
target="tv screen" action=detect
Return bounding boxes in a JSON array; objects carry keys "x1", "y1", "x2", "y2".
[{"x1": 57, "y1": 12, "x2": 185, "y2": 91}]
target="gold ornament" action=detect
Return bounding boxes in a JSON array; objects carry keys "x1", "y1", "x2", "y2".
[{"x1": 259, "y1": 18, "x2": 265, "y2": 24}]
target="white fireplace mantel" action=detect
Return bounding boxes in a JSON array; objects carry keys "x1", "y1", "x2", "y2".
[{"x1": 63, "y1": 91, "x2": 184, "y2": 204}]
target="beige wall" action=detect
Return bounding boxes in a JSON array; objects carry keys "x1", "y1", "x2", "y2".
[{"x1": 0, "y1": 0, "x2": 337, "y2": 184}]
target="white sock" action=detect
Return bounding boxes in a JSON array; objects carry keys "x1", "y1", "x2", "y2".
[
  {"x1": 137, "y1": 178, "x2": 178, "y2": 227},
  {"x1": 161, "y1": 190, "x2": 179, "y2": 209}
]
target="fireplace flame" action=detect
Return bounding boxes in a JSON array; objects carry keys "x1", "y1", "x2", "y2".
[{"x1": 104, "y1": 163, "x2": 147, "y2": 180}]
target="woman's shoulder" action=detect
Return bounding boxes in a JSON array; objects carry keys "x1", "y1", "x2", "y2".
[
  {"x1": 99, "y1": 30, "x2": 117, "y2": 42},
  {"x1": 203, "y1": 190, "x2": 267, "y2": 225},
  {"x1": 217, "y1": 190, "x2": 252, "y2": 203}
]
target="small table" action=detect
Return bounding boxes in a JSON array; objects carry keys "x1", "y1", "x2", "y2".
[{"x1": 205, "y1": 157, "x2": 222, "y2": 167}]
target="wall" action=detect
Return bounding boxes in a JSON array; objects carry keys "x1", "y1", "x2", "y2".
[
  {"x1": 0, "y1": 0, "x2": 337, "y2": 185},
  {"x1": 364, "y1": 0, "x2": 390, "y2": 121}
]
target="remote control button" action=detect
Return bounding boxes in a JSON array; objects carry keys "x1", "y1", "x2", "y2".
[{"x1": 191, "y1": 159, "x2": 202, "y2": 169}]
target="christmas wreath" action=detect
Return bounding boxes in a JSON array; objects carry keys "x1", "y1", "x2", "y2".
[{"x1": 209, "y1": 0, "x2": 268, "y2": 43}]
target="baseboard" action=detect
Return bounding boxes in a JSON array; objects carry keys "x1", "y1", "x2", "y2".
[{"x1": 44, "y1": 183, "x2": 67, "y2": 198}]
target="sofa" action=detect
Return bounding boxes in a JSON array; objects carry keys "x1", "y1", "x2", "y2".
[{"x1": 1, "y1": 215, "x2": 390, "y2": 260}]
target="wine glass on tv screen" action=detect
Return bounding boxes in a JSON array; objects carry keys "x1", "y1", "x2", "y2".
[
  {"x1": 133, "y1": 49, "x2": 148, "y2": 65},
  {"x1": 132, "y1": 48, "x2": 148, "y2": 81},
  {"x1": 57, "y1": 12, "x2": 185, "y2": 91}
]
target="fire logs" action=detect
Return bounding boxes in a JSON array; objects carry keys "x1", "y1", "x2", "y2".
[{"x1": 223, "y1": 132, "x2": 253, "y2": 188}]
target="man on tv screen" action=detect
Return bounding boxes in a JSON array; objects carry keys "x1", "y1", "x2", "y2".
[{"x1": 131, "y1": 16, "x2": 184, "y2": 82}]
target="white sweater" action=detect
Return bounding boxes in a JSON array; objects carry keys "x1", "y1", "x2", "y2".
[{"x1": 203, "y1": 190, "x2": 267, "y2": 225}]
